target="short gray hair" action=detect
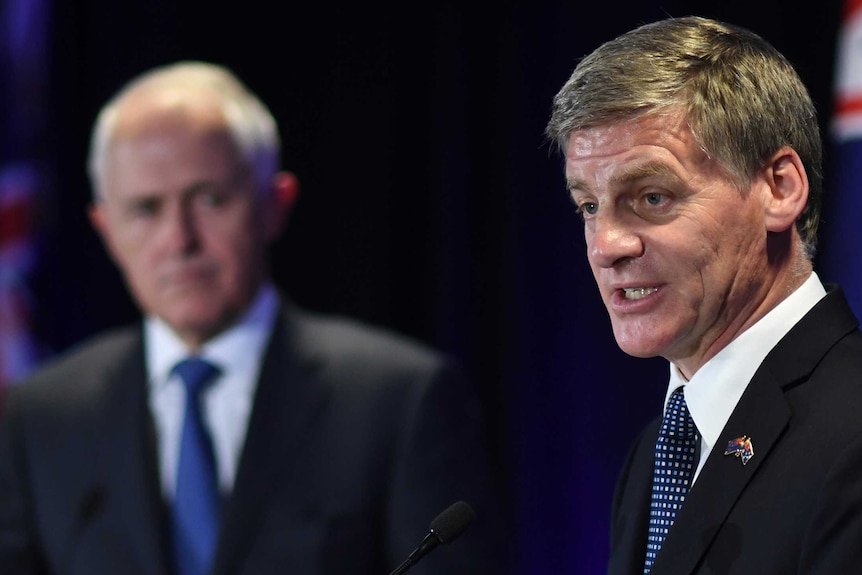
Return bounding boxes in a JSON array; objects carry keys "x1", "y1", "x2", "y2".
[
  {"x1": 546, "y1": 16, "x2": 822, "y2": 258},
  {"x1": 88, "y1": 61, "x2": 280, "y2": 200}
]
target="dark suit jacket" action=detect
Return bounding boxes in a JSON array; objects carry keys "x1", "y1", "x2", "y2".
[
  {"x1": 0, "y1": 305, "x2": 507, "y2": 575},
  {"x1": 608, "y1": 286, "x2": 862, "y2": 575}
]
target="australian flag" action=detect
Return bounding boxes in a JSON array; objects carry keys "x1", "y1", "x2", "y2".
[
  {"x1": 0, "y1": 0, "x2": 50, "y2": 395},
  {"x1": 821, "y1": 0, "x2": 862, "y2": 316}
]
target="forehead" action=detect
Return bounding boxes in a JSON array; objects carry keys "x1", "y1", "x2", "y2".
[
  {"x1": 112, "y1": 115, "x2": 237, "y2": 162},
  {"x1": 566, "y1": 111, "x2": 696, "y2": 158},
  {"x1": 115, "y1": 84, "x2": 228, "y2": 129},
  {"x1": 103, "y1": 106, "x2": 246, "y2": 201},
  {"x1": 563, "y1": 112, "x2": 711, "y2": 190},
  {"x1": 111, "y1": 93, "x2": 241, "y2": 164}
]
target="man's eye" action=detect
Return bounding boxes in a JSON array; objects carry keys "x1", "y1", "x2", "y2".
[
  {"x1": 200, "y1": 192, "x2": 226, "y2": 206},
  {"x1": 645, "y1": 193, "x2": 664, "y2": 206},
  {"x1": 577, "y1": 202, "x2": 598, "y2": 216},
  {"x1": 192, "y1": 190, "x2": 233, "y2": 210},
  {"x1": 632, "y1": 191, "x2": 674, "y2": 220},
  {"x1": 130, "y1": 199, "x2": 159, "y2": 217}
]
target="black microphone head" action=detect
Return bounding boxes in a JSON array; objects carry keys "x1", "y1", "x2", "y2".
[{"x1": 429, "y1": 500, "x2": 476, "y2": 544}]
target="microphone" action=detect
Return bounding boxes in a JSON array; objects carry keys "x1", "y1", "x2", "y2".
[{"x1": 388, "y1": 500, "x2": 476, "y2": 575}]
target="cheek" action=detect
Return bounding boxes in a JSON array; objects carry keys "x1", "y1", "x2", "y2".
[
  {"x1": 108, "y1": 233, "x2": 148, "y2": 275},
  {"x1": 692, "y1": 226, "x2": 750, "y2": 283},
  {"x1": 206, "y1": 222, "x2": 262, "y2": 270},
  {"x1": 124, "y1": 247, "x2": 164, "y2": 296}
]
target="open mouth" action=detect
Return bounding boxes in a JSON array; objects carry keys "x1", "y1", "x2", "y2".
[{"x1": 622, "y1": 287, "x2": 658, "y2": 300}]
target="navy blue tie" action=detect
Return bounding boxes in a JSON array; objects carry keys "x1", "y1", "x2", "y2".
[
  {"x1": 644, "y1": 387, "x2": 699, "y2": 573},
  {"x1": 171, "y1": 358, "x2": 222, "y2": 575}
]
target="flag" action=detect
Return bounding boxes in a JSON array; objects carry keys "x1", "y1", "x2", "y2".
[
  {"x1": 0, "y1": 0, "x2": 50, "y2": 394},
  {"x1": 821, "y1": 0, "x2": 862, "y2": 315},
  {"x1": 0, "y1": 165, "x2": 40, "y2": 388}
]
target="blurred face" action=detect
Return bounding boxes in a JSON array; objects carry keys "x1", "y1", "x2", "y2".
[
  {"x1": 90, "y1": 104, "x2": 278, "y2": 349},
  {"x1": 564, "y1": 111, "x2": 772, "y2": 377}
]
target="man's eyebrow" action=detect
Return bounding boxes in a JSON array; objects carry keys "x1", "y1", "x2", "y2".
[
  {"x1": 565, "y1": 175, "x2": 588, "y2": 193},
  {"x1": 566, "y1": 161, "x2": 684, "y2": 193},
  {"x1": 610, "y1": 162, "x2": 683, "y2": 187}
]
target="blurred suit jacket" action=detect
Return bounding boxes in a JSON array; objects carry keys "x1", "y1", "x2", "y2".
[
  {"x1": 0, "y1": 304, "x2": 506, "y2": 575},
  {"x1": 607, "y1": 287, "x2": 862, "y2": 574}
]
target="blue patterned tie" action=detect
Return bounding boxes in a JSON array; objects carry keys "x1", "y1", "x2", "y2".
[
  {"x1": 643, "y1": 386, "x2": 699, "y2": 573},
  {"x1": 171, "y1": 358, "x2": 222, "y2": 575}
]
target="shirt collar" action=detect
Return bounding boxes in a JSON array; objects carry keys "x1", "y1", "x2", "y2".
[
  {"x1": 665, "y1": 272, "x2": 826, "y2": 450},
  {"x1": 145, "y1": 283, "x2": 280, "y2": 388}
]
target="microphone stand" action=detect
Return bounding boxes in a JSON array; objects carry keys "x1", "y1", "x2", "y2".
[{"x1": 389, "y1": 533, "x2": 440, "y2": 575}]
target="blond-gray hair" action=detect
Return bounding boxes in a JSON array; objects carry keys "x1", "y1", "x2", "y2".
[
  {"x1": 88, "y1": 60, "x2": 280, "y2": 200},
  {"x1": 546, "y1": 16, "x2": 822, "y2": 258}
]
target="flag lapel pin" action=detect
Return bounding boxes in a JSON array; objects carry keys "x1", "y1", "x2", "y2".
[{"x1": 724, "y1": 435, "x2": 754, "y2": 465}]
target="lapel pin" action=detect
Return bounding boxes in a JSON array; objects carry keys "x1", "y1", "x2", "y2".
[{"x1": 724, "y1": 435, "x2": 754, "y2": 465}]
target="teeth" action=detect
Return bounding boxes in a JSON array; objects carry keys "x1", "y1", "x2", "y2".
[{"x1": 623, "y1": 287, "x2": 658, "y2": 300}]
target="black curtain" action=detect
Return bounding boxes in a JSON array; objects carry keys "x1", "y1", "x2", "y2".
[{"x1": 31, "y1": 2, "x2": 842, "y2": 572}]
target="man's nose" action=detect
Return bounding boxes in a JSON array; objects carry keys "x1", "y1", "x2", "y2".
[
  {"x1": 588, "y1": 213, "x2": 644, "y2": 268},
  {"x1": 162, "y1": 204, "x2": 200, "y2": 253}
]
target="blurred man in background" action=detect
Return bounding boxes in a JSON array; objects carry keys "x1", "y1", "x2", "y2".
[{"x1": 0, "y1": 61, "x2": 505, "y2": 575}]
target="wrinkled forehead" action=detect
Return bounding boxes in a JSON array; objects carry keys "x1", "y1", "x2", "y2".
[
  {"x1": 562, "y1": 110, "x2": 726, "y2": 196},
  {"x1": 564, "y1": 110, "x2": 696, "y2": 162}
]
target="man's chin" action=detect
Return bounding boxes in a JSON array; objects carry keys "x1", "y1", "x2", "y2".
[
  {"x1": 159, "y1": 308, "x2": 228, "y2": 343},
  {"x1": 616, "y1": 345, "x2": 661, "y2": 359},
  {"x1": 612, "y1": 328, "x2": 669, "y2": 359}
]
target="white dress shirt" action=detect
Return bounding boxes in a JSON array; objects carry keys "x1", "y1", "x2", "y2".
[
  {"x1": 664, "y1": 272, "x2": 827, "y2": 483},
  {"x1": 145, "y1": 284, "x2": 279, "y2": 499}
]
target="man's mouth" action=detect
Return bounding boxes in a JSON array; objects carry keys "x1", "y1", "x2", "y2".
[{"x1": 622, "y1": 287, "x2": 659, "y2": 300}]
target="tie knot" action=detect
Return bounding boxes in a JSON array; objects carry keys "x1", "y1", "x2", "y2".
[
  {"x1": 172, "y1": 357, "x2": 221, "y2": 396},
  {"x1": 665, "y1": 387, "x2": 697, "y2": 440}
]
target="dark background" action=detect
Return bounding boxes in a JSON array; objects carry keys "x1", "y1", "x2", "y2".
[{"x1": 12, "y1": 1, "x2": 849, "y2": 573}]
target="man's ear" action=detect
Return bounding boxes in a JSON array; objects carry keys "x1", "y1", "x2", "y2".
[
  {"x1": 263, "y1": 171, "x2": 300, "y2": 241},
  {"x1": 88, "y1": 203, "x2": 106, "y2": 236},
  {"x1": 762, "y1": 147, "x2": 809, "y2": 233},
  {"x1": 87, "y1": 202, "x2": 124, "y2": 266}
]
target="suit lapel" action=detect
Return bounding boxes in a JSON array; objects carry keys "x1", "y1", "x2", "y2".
[
  {"x1": 213, "y1": 308, "x2": 331, "y2": 574},
  {"x1": 94, "y1": 334, "x2": 170, "y2": 575},
  {"x1": 649, "y1": 369, "x2": 789, "y2": 574},
  {"x1": 650, "y1": 287, "x2": 859, "y2": 574},
  {"x1": 608, "y1": 420, "x2": 661, "y2": 575}
]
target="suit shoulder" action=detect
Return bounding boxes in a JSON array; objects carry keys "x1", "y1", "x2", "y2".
[
  {"x1": 6, "y1": 325, "x2": 141, "y2": 407},
  {"x1": 288, "y1": 309, "x2": 454, "y2": 375}
]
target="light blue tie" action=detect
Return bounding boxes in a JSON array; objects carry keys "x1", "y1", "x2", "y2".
[
  {"x1": 171, "y1": 358, "x2": 222, "y2": 575},
  {"x1": 644, "y1": 387, "x2": 699, "y2": 573}
]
